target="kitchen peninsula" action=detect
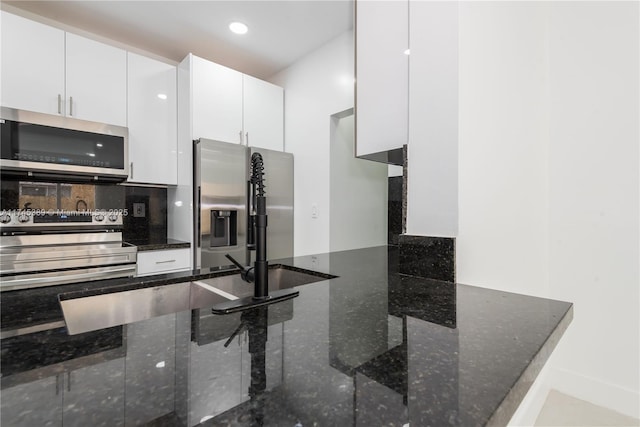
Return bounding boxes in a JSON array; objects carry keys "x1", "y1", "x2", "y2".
[{"x1": 0, "y1": 246, "x2": 572, "y2": 426}]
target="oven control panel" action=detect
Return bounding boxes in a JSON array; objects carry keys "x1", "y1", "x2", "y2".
[{"x1": 0, "y1": 210, "x2": 124, "y2": 228}]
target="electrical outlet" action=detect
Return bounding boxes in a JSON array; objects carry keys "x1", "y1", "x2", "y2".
[{"x1": 133, "y1": 202, "x2": 146, "y2": 218}]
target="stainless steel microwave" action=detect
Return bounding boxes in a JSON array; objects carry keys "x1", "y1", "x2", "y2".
[{"x1": 0, "y1": 107, "x2": 129, "y2": 182}]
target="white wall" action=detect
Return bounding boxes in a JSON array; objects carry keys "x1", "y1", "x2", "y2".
[
  {"x1": 456, "y1": 1, "x2": 639, "y2": 419},
  {"x1": 457, "y1": 1, "x2": 551, "y2": 298},
  {"x1": 330, "y1": 114, "x2": 388, "y2": 252},
  {"x1": 547, "y1": 2, "x2": 639, "y2": 417},
  {"x1": 270, "y1": 31, "x2": 355, "y2": 256}
]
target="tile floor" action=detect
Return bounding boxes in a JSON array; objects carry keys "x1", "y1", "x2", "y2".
[{"x1": 534, "y1": 390, "x2": 640, "y2": 427}]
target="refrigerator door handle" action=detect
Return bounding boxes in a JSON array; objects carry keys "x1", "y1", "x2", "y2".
[{"x1": 196, "y1": 185, "x2": 202, "y2": 263}]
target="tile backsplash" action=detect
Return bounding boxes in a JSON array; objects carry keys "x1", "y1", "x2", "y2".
[
  {"x1": 122, "y1": 186, "x2": 167, "y2": 244},
  {"x1": 0, "y1": 179, "x2": 167, "y2": 243}
]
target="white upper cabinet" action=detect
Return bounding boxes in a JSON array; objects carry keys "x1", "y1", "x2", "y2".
[
  {"x1": 65, "y1": 33, "x2": 127, "y2": 126},
  {"x1": 243, "y1": 74, "x2": 284, "y2": 151},
  {"x1": 355, "y1": 0, "x2": 408, "y2": 157},
  {"x1": 0, "y1": 11, "x2": 126, "y2": 126},
  {"x1": 127, "y1": 52, "x2": 177, "y2": 185},
  {"x1": 188, "y1": 54, "x2": 284, "y2": 151},
  {"x1": 1, "y1": 11, "x2": 65, "y2": 115},
  {"x1": 192, "y1": 55, "x2": 243, "y2": 144}
]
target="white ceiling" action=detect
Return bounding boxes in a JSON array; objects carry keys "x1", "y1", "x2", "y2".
[{"x1": 3, "y1": 0, "x2": 354, "y2": 79}]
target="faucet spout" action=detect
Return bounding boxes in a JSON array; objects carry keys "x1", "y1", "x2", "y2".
[
  {"x1": 253, "y1": 195, "x2": 268, "y2": 299},
  {"x1": 212, "y1": 152, "x2": 299, "y2": 315},
  {"x1": 251, "y1": 152, "x2": 269, "y2": 300}
]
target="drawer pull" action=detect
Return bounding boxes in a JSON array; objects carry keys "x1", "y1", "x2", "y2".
[{"x1": 156, "y1": 259, "x2": 176, "y2": 264}]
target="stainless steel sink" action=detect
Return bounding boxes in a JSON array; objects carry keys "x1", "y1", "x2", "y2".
[
  {"x1": 194, "y1": 264, "x2": 335, "y2": 300},
  {"x1": 60, "y1": 281, "x2": 234, "y2": 335},
  {"x1": 59, "y1": 264, "x2": 335, "y2": 335}
]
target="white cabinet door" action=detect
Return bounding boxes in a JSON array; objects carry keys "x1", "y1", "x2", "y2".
[
  {"x1": 243, "y1": 74, "x2": 284, "y2": 151},
  {"x1": 192, "y1": 56, "x2": 243, "y2": 144},
  {"x1": 127, "y1": 52, "x2": 177, "y2": 185},
  {"x1": 65, "y1": 32, "x2": 127, "y2": 126},
  {"x1": 136, "y1": 248, "x2": 191, "y2": 276},
  {"x1": 0, "y1": 11, "x2": 65, "y2": 115},
  {"x1": 355, "y1": 0, "x2": 409, "y2": 156}
]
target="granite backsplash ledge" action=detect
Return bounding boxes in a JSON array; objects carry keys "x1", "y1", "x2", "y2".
[{"x1": 398, "y1": 234, "x2": 456, "y2": 282}]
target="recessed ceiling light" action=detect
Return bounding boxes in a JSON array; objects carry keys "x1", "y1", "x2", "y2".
[
  {"x1": 404, "y1": 48, "x2": 411, "y2": 55},
  {"x1": 157, "y1": 93, "x2": 167, "y2": 100},
  {"x1": 229, "y1": 22, "x2": 248, "y2": 35}
]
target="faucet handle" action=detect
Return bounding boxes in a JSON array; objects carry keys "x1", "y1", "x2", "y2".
[{"x1": 225, "y1": 254, "x2": 255, "y2": 284}]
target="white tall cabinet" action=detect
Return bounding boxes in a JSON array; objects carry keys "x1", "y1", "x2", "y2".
[
  {"x1": 355, "y1": 0, "x2": 459, "y2": 237},
  {"x1": 0, "y1": 11, "x2": 127, "y2": 126},
  {"x1": 127, "y1": 52, "x2": 177, "y2": 185}
]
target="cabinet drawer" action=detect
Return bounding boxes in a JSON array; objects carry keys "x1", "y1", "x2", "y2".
[{"x1": 136, "y1": 249, "x2": 191, "y2": 276}]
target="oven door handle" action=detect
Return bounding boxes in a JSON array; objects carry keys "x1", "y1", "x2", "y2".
[{"x1": 0, "y1": 265, "x2": 136, "y2": 291}]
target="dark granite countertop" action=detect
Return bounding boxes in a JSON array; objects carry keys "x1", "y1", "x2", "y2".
[
  {"x1": 0, "y1": 246, "x2": 572, "y2": 427},
  {"x1": 125, "y1": 237, "x2": 191, "y2": 252}
]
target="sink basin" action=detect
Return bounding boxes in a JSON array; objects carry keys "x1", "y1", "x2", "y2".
[
  {"x1": 60, "y1": 281, "x2": 233, "y2": 335},
  {"x1": 60, "y1": 264, "x2": 335, "y2": 335},
  {"x1": 193, "y1": 264, "x2": 336, "y2": 300}
]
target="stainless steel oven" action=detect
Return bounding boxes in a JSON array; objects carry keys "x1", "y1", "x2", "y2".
[
  {"x1": 0, "y1": 211, "x2": 137, "y2": 291},
  {"x1": 0, "y1": 107, "x2": 128, "y2": 182}
]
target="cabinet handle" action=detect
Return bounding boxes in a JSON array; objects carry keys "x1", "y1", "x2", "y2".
[
  {"x1": 156, "y1": 259, "x2": 176, "y2": 264},
  {"x1": 239, "y1": 131, "x2": 243, "y2": 145},
  {"x1": 69, "y1": 96, "x2": 74, "y2": 116},
  {"x1": 57, "y1": 94, "x2": 62, "y2": 114},
  {"x1": 67, "y1": 371, "x2": 71, "y2": 392},
  {"x1": 130, "y1": 162, "x2": 134, "y2": 180},
  {"x1": 246, "y1": 132, "x2": 249, "y2": 146},
  {"x1": 55, "y1": 374, "x2": 60, "y2": 395}
]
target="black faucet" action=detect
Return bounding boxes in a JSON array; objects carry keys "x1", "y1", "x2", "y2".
[{"x1": 213, "y1": 152, "x2": 298, "y2": 315}]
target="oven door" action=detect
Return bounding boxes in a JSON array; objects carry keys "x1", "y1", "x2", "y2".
[{"x1": 0, "y1": 264, "x2": 137, "y2": 292}]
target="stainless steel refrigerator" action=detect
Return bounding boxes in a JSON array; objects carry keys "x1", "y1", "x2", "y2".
[{"x1": 193, "y1": 138, "x2": 293, "y2": 269}]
